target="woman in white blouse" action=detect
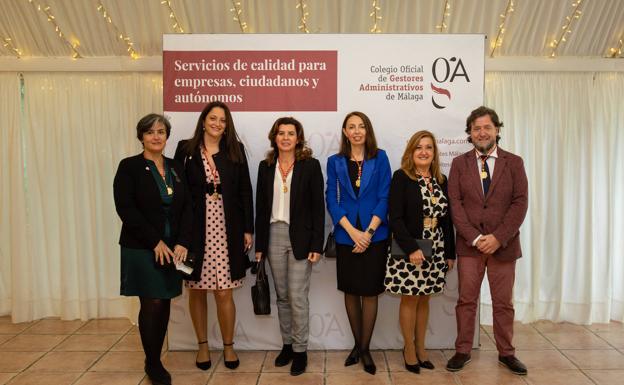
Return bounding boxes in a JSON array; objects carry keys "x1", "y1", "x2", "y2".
[{"x1": 254, "y1": 117, "x2": 325, "y2": 376}]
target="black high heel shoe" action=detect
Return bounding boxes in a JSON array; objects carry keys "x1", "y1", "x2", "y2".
[
  {"x1": 195, "y1": 341, "x2": 211, "y2": 370},
  {"x1": 344, "y1": 346, "x2": 360, "y2": 366},
  {"x1": 360, "y1": 350, "x2": 376, "y2": 375},
  {"x1": 223, "y1": 342, "x2": 240, "y2": 369},
  {"x1": 402, "y1": 349, "x2": 420, "y2": 374},
  {"x1": 418, "y1": 357, "x2": 435, "y2": 370}
]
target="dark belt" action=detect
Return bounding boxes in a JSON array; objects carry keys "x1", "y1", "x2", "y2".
[{"x1": 205, "y1": 183, "x2": 222, "y2": 195}]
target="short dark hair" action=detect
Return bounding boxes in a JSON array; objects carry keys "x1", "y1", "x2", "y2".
[
  {"x1": 339, "y1": 111, "x2": 378, "y2": 160},
  {"x1": 136, "y1": 113, "x2": 171, "y2": 142},
  {"x1": 465, "y1": 106, "x2": 503, "y2": 144}
]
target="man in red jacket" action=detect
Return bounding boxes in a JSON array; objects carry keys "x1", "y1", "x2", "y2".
[{"x1": 446, "y1": 106, "x2": 528, "y2": 375}]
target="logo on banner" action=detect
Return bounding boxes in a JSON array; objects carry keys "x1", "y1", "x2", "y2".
[{"x1": 430, "y1": 57, "x2": 470, "y2": 109}]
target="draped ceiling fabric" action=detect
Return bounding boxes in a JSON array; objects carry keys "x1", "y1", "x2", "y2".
[{"x1": 0, "y1": 0, "x2": 622, "y2": 324}]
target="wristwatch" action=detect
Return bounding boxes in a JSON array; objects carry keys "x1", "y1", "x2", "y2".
[{"x1": 366, "y1": 227, "x2": 375, "y2": 236}]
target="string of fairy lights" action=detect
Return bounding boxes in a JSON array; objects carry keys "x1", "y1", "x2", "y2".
[
  {"x1": 1, "y1": 1, "x2": 622, "y2": 61},
  {"x1": 490, "y1": 0, "x2": 514, "y2": 58},
  {"x1": 549, "y1": 0, "x2": 584, "y2": 58}
]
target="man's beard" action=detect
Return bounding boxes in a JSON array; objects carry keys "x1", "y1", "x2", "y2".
[{"x1": 475, "y1": 139, "x2": 496, "y2": 154}]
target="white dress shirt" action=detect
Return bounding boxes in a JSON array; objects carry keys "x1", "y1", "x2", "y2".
[{"x1": 270, "y1": 159, "x2": 292, "y2": 224}]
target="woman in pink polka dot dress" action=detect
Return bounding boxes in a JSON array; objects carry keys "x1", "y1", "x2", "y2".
[{"x1": 175, "y1": 102, "x2": 254, "y2": 372}]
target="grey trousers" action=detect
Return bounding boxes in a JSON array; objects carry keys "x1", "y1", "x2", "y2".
[{"x1": 267, "y1": 221, "x2": 312, "y2": 352}]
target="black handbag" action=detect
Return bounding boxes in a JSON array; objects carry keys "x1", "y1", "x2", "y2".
[
  {"x1": 323, "y1": 232, "x2": 337, "y2": 258},
  {"x1": 391, "y1": 238, "x2": 433, "y2": 262},
  {"x1": 251, "y1": 258, "x2": 271, "y2": 315}
]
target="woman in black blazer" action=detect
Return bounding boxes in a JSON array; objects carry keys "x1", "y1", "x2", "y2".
[
  {"x1": 174, "y1": 101, "x2": 253, "y2": 371},
  {"x1": 254, "y1": 117, "x2": 325, "y2": 376},
  {"x1": 386, "y1": 130, "x2": 455, "y2": 374},
  {"x1": 113, "y1": 113, "x2": 191, "y2": 385}
]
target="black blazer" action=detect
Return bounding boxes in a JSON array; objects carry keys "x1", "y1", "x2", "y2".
[
  {"x1": 174, "y1": 139, "x2": 254, "y2": 281},
  {"x1": 389, "y1": 169, "x2": 455, "y2": 260},
  {"x1": 113, "y1": 153, "x2": 192, "y2": 250},
  {"x1": 255, "y1": 157, "x2": 325, "y2": 260}
]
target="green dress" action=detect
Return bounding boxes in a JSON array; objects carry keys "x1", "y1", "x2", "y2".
[{"x1": 120, "y1": 159, "x2": 182, "y2": 299}]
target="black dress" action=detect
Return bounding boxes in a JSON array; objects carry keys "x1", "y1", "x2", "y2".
[{"x1": 336, "y1": 160, "x2": 387, "y2": 296}]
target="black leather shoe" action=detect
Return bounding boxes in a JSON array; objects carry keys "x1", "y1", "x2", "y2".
[
  {"x1": 344, "y1": 346, "x2": 359, "y2": 366},
  {"x1": 446, "y1": 352, "x2": 471, "y2": 372},
  {"x1": 275, "y1": 344, "x2": 293, "y2": 367},
  {"x1": 418, "y1": 358, "x2": 435, "y2": 370},
  {"x1": 195, "y1": 341, "x2": 211, "y2": 370},
  {"x1": 290, "y1": 351, "x2": 307, "y2": 376},
  {"x1": 223, "y1": 342, "x2": 239, "y2": 369},
  {"x1": 402, "y1": 350, "x2": 420, "y2": 374},
  {"x1": 498, "y1": 355, "x2": 528, "y2": 375},
  {"x1": 145, "y1": 362, "x2": 171, "y2": 385},
  {"x1": 361, "y1": 350, "x2": 376, "y2": 375}
]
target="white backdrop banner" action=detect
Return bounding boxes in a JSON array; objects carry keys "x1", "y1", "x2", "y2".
[{"x1": 163, "y1": 34, "x2": 484, "y2": 350}]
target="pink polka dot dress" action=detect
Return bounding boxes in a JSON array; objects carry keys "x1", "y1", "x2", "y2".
[{"x1": 185, "y1": 152, "x2": 243, "y2": 290}]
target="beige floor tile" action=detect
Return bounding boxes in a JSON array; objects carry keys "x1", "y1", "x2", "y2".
[
  {"x1": 391, "y1": 371, "x2": 457, "y2": 385},
  {"x1": 514, "y1": 331, "x2": 556, "y2": 350},
  {"x1": 0, "y1": 334, "x2": 66, "y2": 352},
  {"x1": 516, "y1": 350, "x2": 576, "y2": 370},
  {"x1": 0, "y1": 352, "x2": 44, "y2": 372},
  {"x1": 0, "y1": 317, "x2": 35, "y2": 334},
  {"x1": 24, "y1": 319, "x2": 86, "y2": 335},
  {"x1": 584, "y1": 369, "x2": 624, "y2": 385},
  {"x1": 543, "y1": 331, "x2": 612, "y2": 349},
  {"x1": 258, "y1": 372, "x2": 322, "y2": 385},
  {"x1": 385, "y1": 349, "x2": 446, "y2": 372},
  {"x1": 478, "y1": 332, "x2": 497, "y2": 350},
  {"x1": 111, "y1": 333, "x2": 143, "y2": 351},
  {"x1": 73, "y1": 371, "x2": 145, "y2": 385},
  {"x1": 54, "y1": 334, "x2": 122, "y2": 351},
  {"x1": 326, "y1": 372, "x2": 392, "y2": 385},
  {"x1": 128, "y1": 325, "x2": 140, "y2": 335},
  {"x1": 325, "y1": 350, "x2": 387, "y2": 372},
  {"x1": 140, "y1": 371, "x2": 210, "y2": 385},
  {"x1": 596, "y1": 332, "x2": 624, "y2": 349},
  {"x1": 207, "y1": 372, "x2": 259, "y2": 385},
  {"x1": 524, "y1": 369, "x2": 594, "y2": 385},
  {"x1": 457, "y1": 369, "x2": 526, "y2": 385},
  {"x1": 0, "y1": 335, "x2": 14, "y2": 345},
  {"x1": 482, "y1": 321, "x2": 536, "y2": 336},
  {"x1": 533, "y1": 321, "x2": 587, "y2": 334},
  {"x1": 584, "y1": 322, "x2": 624, "y2": 333},
  {"x1": 562, "y1": 349, "x2": 624, "y2": 369},
  {"x1": 453, "y1": 350, "x2": 505, "y2": 372},
  {"x1": 215, "y1": 351, "x2": 265, "y2": 373},
  {"x1": 0, "y1": 373, "x2": 17, "y2": 385},
  {"x1": 6, "y1": 372, "x2": 81, "y2": 385},
  {"x1": 77, "y1": 319, "x2": 133, "y2": 334},
  {"x1": 28, "y1": 351, "x2": 102, "y2": 372},
  {"x1": 90, "y1": 351, "x2": 145, "y2": 371},
  {"x1": 262, "y1": 351, "x2": 324, "y2": 373},
  {"x1": 162, "y1": 350, "x2": 218, "y2": 372}
]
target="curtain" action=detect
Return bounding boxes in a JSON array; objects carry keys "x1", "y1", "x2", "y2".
[
  {"x1": 483, "y1": 72, "x2": 624, "y2": 324},
  {"x1": 1, "y1": 71, "x2": 622, "y2": 323},
  {"x1": 2, "y1": 72, "x2": 162, "y2": 322}
]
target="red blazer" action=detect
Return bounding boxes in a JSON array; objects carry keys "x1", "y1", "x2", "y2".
[{"x1": 448, "y1": 147, "x2": 528, "y2": 261}]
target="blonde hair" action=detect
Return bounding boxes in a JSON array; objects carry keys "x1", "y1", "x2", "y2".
[{"x1": 401, "y1": 130, "x2": 445, "y2": 183}]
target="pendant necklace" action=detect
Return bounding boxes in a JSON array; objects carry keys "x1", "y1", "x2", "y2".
[
  {"x1": 278, "y1": 159, "x2": 295, "y2": 193},
  {"x1": 417, "y1": 171, "x2": 436, "y2": 204},
  {"x1": 202, "y1": 147, "x2": 219, "y2": 201},
  {"x1": 354, "y1": 158, "x2": 364, "y2": 188}
]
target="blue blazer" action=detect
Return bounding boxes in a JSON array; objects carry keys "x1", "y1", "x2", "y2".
[{"x1": 325, "y1": 149, "x2": 391, "y2": 245}]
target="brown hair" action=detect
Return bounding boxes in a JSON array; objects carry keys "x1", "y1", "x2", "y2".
[
  {"x1": 465, "y1": 106, "x2": 503, "y2": 144},
  {"x1": 136, "y1": 113, "x2": 171, "y2": 142},
  {"x1": 182, "y1": 101, "x2": 244, "y2": 163},
  {"x1": 401, "y1": 130, "x2": 445, "y2": 183},
  {"x1": 265, "y1": 116, "x2": 312, "y2": 165},
  {"x1": 339, "y1": 111, "x2": 378, "y2": 160}
]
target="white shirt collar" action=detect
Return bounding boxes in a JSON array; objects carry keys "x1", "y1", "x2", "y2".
[{"x1": 475, "y1": 146, "x2": 498, "y2": 159}]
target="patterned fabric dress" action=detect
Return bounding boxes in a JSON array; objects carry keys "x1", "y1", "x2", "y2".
[
  {"x1": 185, "y1": 152, "x2": 243, "y2": 290},
  {"x1": 385, "y1": 177, "x2": 449, "y2": 296}
]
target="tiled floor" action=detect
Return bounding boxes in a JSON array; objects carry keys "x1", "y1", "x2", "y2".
[{"x1": 1, "y1": 317, "x2": 623, "y2": 384}]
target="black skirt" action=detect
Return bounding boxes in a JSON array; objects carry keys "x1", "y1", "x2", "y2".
[{"x1": 336, "y1": 240, "x2": 387, "y2": 296}]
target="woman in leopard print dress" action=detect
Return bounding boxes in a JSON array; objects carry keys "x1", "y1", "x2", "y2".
[{"x1": 385, "y1": 130, "x2": 455, "y2": 372}]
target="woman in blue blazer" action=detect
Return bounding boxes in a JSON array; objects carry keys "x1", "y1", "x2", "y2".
[{"x1": 326, "y1": 111, "x2": 391, "y2": 375}]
